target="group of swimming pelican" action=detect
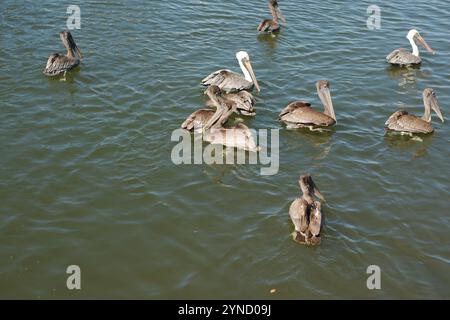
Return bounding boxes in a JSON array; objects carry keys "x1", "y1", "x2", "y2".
[{"x1": 43, "y1": 1, "x2": 445, "y2": 246}]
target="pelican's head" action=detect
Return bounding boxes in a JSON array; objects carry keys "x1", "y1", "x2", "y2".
[
  {"x1": 204, "y1": 85, "x2": 223, "y2": 97},
  {"x1": 299, "y1": 174, "x2": 325, "y2": 201},
  {"x1": 407, "y1": 29, "x2": 435, "y2": 54},
  {"x1": 204, "y1": 85, "x2": 224, "y2": 111},
  {"x1": 406, "y1": 29, "x2": 419, "y2": 40},
  {"x1": 269, "y1": 0, "x2": 286, "y2": 23},
  {"x1": 60, "y1": 31, "x2": 83, "y2": 59},
  {"x1": 236, "y1": 51, "x2": 250, "y2": 62},
  {"x1": 423, "y1": 88, "x2": 444, "y2": 122},
  {"x1": 236, "y1": 51, "x2": 261, "y2": 92}
]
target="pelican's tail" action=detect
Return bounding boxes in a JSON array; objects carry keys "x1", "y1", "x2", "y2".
[{"x1": 291, "y1": 231, "x2": 321, "y2": 246}]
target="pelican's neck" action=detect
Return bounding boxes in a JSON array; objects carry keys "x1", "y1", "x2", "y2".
[
  {"x1": 63, "y1": 41, "x2": 75, "y2": 58},
  {"x1": 204, "y1": 97, "x2": 233, "y2": 131},
  {"x1": 409, "y1": 37, "x2": 420, "y2": 57},
  {"x1": 302, "y1": 192, "x2": 314, "y2": 204},
  {"x1": 219, "y1": 103, "x2": 234, "y2": 125},
  {"x1": 422, "y1": 97, "x2": 432, "y2": 122},
  {"x1": 269, "y1": 4, "x2": 278, "y2": 23},
  {"x1": 323, "y1": 102, "x2": 336, "y2": 121},
  {"x1": 317, "y1": 87, "x2": 336, "y2": 121},
  {"x1": 67, "y1": 48, "x2": 75, "y2": 58},
  {"x1": 238, "y1": 59, "x2": 253, "y2": 83},
  {"x1": 204, "y1": 102, "x2": 224, "y2": 131}
]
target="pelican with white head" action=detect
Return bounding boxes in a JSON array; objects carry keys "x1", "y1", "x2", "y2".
[
  {"x1": 202, "y1": 51, "x2": 261, "y2": 93},
  {"x1": 386, "y1": 29, "x2": 435, "y2": 66}
]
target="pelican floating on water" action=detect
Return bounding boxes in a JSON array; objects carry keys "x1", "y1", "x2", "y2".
[
  {"x1": 182, "y1": 87, "x2": 256, "y2": 132},
  {"x1": 385, "y1": 88, "x2": 444, "y2": 134},
  {"x1": 202, "y1": 86, "x2": 260, "y2": 152},
  {"x1": 279, "y1": 80, "x2": 337, "y2": 129},
  {"x1": 386, "y1": 29, "x2": 435, "y2": 67},
  {"x1": 43, "y1": 31, "x2": 83, "y2": 78},
  {"x1": 202, "y1": 51, "x2": 261, "y2": 93},
  {"x1": 289, "y1": 174, "x2": 324, "y2": 246},
  {"x1": 257, "y1": 0, "x2": 286, "y2": 33}
]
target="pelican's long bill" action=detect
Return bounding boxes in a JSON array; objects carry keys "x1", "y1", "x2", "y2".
[
  {"x1": 204, "y1": 104, "x2": 224, "y2": 131},
  {"x1": 301, "y1": 174, "x2": 325, "y2": 201},
  {"x1": 312, "y1": 185, "x2": 325, "y2": 201},
  {"x1": 70, "y1": 35, "x2": 83, "y2": 59},
  {"x1": 415, "y1": 33, "x2": 435, "y2": 55},
  {"x1": 61, "y1": 31, "x2": 83, "y2": 59},
  {"x1": 203, "y1": 86, "x2": 228, "y2": 130},
  {"x1": 275, "y1": 5, "x2": 286, "y2": 22},
  {"x1": 75, "y1": 44, "x2": 83, "y2": 59},
  {"x1": 242, "y1": 58, "x2": 261, "y2": 93},
  {"x1": 316, "y1": 80, "x2": 336, "y2": 122},
  {"x1": 425, "y1": 90, "x2": 444, "y2": 122}
]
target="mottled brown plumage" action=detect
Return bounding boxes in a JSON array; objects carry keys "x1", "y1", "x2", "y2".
[
  {"x1": 385, "y1": 88, "x2": 444, "y2": 134},
  {"x1": 202, "y1": 70, "x2": 252, "y2": 92},
  {"x1": 279, "y1": 80, "x2": 336, "y2": 128},
  {"x1": 202, "y1": 52, "x2": 261, "y2": 93},
  {"x1": 386, "y1": 49, "x2": 422, "y2": 66},
  {"x1": 257, "y1": 0, "x2": 285, "y2": 33},
  {"x1": 206, "y1": 90, "x2": 255, "y2": 116},
  {"x1": 202, "y1": 86, "x2": 260, "y2": 152},
  {"x1": 43, "y1": 31, "x2": 83, "y2": 76},
  {"x1": 289, "y1": 174, "x2": 324, "y2": 246},
  {"x1": 386, "y1": 29, "x2": 435, "y2": 67},
  {"x1": 181, "y1": 108, "x2": 216, "y2": 132}
]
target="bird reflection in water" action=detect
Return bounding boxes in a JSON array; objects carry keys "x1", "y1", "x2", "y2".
[
  {"x1": 257, "y1": 32, "x2": 280, "y2": 51},
  {"x1": 283, "y1": 127, "x2": 335, "y2": 162},
  {"x1": 384, "y1": 132, "x2": 433, "y2": 160},
  {"x1": 385, "y1": 65, "x2": 430, "y2": 88}
]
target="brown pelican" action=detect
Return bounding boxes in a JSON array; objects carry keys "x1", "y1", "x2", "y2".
[
  {"x1": 386, "y1": 29, "x2": 435, "y2": 66},
  {"x1": 182, "y1": 88, "x2": 256, "y2": 132},
  {"x1": 202, "y1": 86, "x2": 260, "y2": 152},
  {"x1": 385, "y1": 88, "x2": 444, "y2": 134},
  {"x1": 289, "y1": 174, "x2": 324, "y2": 246},
  {"x1": 279, "y1": 80, "x2": 337, "y2": 129},
  {"x1": 205, "y1": 90, "x2": 256, "y2": 116},
  {"x1": 202, "y1": 51, "x2": 261, "y2": 93},
  {"x1": 43, "y1": 31, "x2": 83, "y2": 78},
  {"x1": 257, "y1": 0, "x2": 286, "y2": 33}
]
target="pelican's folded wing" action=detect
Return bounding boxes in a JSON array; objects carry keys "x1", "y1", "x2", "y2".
[
  {"x1": 257, "y1": 19, "x2": 278, "y2": 32},
  {"x1": 280, "y1": 103, "x2": 333, "y2": 126},
  {"x1": 181, "y1": 108, "x2": 215, "y2": 132},
  {"x1": 278, "y1": 101, "x2": 311, "y2": 120},
  {"x1": 385, "y1": 110, "x2": 408, "y2": 127},
  {"x1": 43, "y1": 53, "x2": 79, "y2": 76},
  {"x1": 386, "y1": 112, "x2": 432, "y2": 133},
  {"x1": 386, "y1": 48, "x2": 421, "y2": 65},
  {"x1": 202, "y1": 69, "x2": 251, "y2": 93},
  {"x1": 308, "y1": 201, "x2": 322, "y2": 237},
  {"x1": 289, "y1": 198, "x2": 309, "y2": 234}
]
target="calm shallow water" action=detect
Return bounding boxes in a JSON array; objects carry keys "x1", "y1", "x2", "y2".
[{"x1": 0, "y1": 0, "x2": 449, "y2": 299}]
